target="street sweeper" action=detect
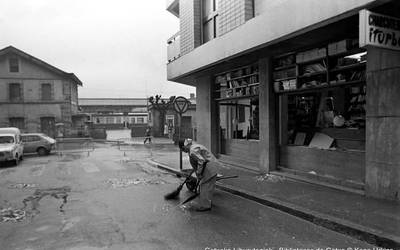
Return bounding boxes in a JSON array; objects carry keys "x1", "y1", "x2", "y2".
[
  {"x1": 164, "y1": 138, "x2": 221, "y2": 211},
  {"x1": 179, "y1": 138, "x2": 219, "y2": 211}
]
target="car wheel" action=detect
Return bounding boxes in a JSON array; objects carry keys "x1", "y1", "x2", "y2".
[{"x1": 37, "y1": 147, "x2": 48, "y2": 156}]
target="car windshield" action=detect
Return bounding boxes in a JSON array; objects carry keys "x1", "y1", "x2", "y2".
[{"x1": 0, "y1": 136, "x2": 14, "y2": 144}]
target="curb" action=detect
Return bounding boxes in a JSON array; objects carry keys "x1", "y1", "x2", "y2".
[{"x1": 147, "y1": 159, "x2": 400, "y2": 248}]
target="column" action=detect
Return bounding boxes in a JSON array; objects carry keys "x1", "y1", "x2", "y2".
[{"x1": 365, "y1": 47, "x2": 400, "y2": 201}]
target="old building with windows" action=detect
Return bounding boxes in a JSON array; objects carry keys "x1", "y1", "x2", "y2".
[
  {"x1": 166, "y1": 0, "x2": 400, "y2": 201},
  {"x1": 0, "y1": 46, "x2": 84, "y2": 138},
  {"x1": 78, "y1": 98, "x2": 149, "y2": 129}
]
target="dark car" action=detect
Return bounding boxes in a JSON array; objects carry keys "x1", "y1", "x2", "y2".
[{"x1": 21, "y1": 133, "x2": 56, "y2": 156}]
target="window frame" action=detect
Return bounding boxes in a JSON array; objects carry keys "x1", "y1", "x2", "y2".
[
  {"x1": 8, "y1": 83, "x2": 23, "y2": 102},
  {"x1": 201, "y1": 0, "x2": 218, "y2": 44},
  {"x1": 8, "y1": 57, "x2": 19, "y2": 73},
  {"x1": 9, "y1": 117, "x2": 25, "y2": 130},
  {"x1": 41, "y1": 83, "x2": 53, "y2": 101}
]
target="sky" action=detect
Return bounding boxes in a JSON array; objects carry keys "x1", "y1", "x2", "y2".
[{"x1": 0, "y1": 0, "x2": 195, "y2": 98}]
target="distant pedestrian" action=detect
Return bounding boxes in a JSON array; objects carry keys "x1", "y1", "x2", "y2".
[
  {"x1": 164, "y1": 123, "x2": 169, "y2": 137},
  {"x1": 143, "y1": 127, "x2": 152, "y2": 144}
]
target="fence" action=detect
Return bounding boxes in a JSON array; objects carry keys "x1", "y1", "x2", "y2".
[{"x1": 55, "y1": 137, "x2": 95, "y2": 156}]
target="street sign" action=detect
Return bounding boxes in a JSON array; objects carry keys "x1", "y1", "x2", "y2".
[{"x1": 173, "y1": 96, "x2": 189, "y2": 114}]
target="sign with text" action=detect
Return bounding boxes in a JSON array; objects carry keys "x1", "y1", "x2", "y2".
[
  {"x1": 173, "y1": 96, "x2": 189, "y2": 114},
  {"x1": 360, "y1": 9, "x2": 400, "y2": 51}
]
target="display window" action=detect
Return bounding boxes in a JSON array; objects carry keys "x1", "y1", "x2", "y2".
[
  {"x1": 275, "y1": 41, "x2": 367, "y2": 152},
  {"x1": 219, "y1": 97, "x2": 259, "y2": 140},
  {"x1": 214, "y1": 63, "x2": 260, "y2": 159}
]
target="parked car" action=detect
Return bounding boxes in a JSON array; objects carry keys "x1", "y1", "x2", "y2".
[
  {"x1": 21, "y1": 133, "x2": 56, "y2": 156},
  {"x1": 0, "y1": 127, "x2": 24, "y2": 165}
]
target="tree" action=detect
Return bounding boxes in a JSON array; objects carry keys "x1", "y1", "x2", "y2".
[{"x1": 148, "y1": 95, "x2": 175, "y2": 137}]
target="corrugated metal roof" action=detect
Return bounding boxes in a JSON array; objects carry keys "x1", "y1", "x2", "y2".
[{"x1": 79, "y1": 98, "x2": 148, "y2": 106}]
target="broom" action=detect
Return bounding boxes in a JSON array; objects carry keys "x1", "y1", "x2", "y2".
[{"x1": 164, "y1": 169, "x2": 195, "y2": 200}]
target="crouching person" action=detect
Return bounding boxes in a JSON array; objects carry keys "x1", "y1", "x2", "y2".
[{"x1": 179, "y1": 138, "x2": 219, "y2": 211}]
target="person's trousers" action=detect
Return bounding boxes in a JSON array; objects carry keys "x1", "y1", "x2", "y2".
[{"x1": 196, "y1": 174, "x2": 217, "y2": 209}]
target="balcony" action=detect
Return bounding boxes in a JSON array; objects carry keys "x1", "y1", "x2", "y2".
[
  {"x1": 166, "y1": 0, "x2": 179, "y2": 17},
  {"x1": 167, "y1": 31, "x2": 181, "y2": 63}
]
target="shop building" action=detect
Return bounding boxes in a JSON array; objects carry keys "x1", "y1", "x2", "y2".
[
  {"x1": 166, "y1": 0, "x2": 400, "y2": 201},
  {"x1": 0, "y1": 46, "x2": 85, "y2": 138}
]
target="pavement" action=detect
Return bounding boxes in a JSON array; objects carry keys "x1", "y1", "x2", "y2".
[{"x1": 146, "y1": 141, "x2": 400, "y2": 248}]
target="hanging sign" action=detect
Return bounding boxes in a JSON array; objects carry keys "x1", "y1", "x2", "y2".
[
  {"x1": 359, "y1": 9, "x2": 400, "y2": 51},
  {"x1": 173, "y1": 96, "x2": 189, "y2": 114}
]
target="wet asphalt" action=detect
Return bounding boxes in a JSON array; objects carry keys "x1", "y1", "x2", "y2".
[{"x1": 0, "y1": 141, "x2": 375, "y2": 250}]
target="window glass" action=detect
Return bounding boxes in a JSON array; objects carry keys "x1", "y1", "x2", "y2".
[
  {"x1": 41, "y1": 83, "x2": 52, "y2": 100},
  {"x1": 106, "y1": 117, "x2": 114, "y2": 124},
  {"x1": 219, "y1": 97, "x2": 259, "y2": 140},
  {"x1": 9, "y1": 117, "x2": 24, "y2": 129},
  {"x1": 203, "y1": 19, "x2": 214, "y2": 43},
  {"x1": 283, "y1": 85, "x2": 366, "y2": 149},
  {"x1": 9, "y1": 58, "x2": 19, "y2": 72},
  {"x1": 9, "y1": 83, "x2": 22, "y2": 101},
  {"x1": 32, "y1": 136, "x2": 41, "y2": 141},
  {"x1": 203, "y1": 0, "x2": 214, "y2": 17},
  {"x1": 137, "y1": 117, "x2": 144, "y2": 124},
  {"x1": 0, "y1": 136, "x2": 14, "y2": 144}
]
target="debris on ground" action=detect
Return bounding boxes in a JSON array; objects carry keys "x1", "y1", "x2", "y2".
[
  {"x1": 1, "y1": 207, "x2": 26, "y2": 222},
  {"x1": 8, "y1": 183, "x2": 37, "y2": 189},
  {"x1": 105, "y1": 178, "x2": 168, "y2": 188},
  {"x1": 255, "y1": 174, "x2": 285, "y2": 183},
  {"x1": 23, "y1": 186, "x2": 71, "y2": 214}
]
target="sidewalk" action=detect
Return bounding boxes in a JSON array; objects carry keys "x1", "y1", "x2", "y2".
[{"x1": 147, "y1": 146, "x2": 400, "y2": 248}]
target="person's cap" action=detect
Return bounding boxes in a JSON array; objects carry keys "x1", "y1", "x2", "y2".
[{"x1": 184, "y1": 138, "x2": 193, "y2": 146}]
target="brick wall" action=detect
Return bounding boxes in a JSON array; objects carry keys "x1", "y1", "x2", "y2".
[{"x1": 180, "y1": 0, "x2": 202, "y2": 55}]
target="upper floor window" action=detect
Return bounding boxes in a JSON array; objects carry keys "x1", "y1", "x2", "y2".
[
  {"x1": 9, "y1": 57, "x2": 19, "y2": 73},
  {"x1": 202, "y1": 0, "x2": 218, "y2": 43},
  {"x1": 9, "y1": 83, "x2": 22, "y2": 101},
  {"x1": 41, "y1": 83, "x2": 53, "y2": 100}
]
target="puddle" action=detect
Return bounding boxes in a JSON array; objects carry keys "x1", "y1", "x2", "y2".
[
  {"x1": 8, "y1": 183, "x2": 38, "y2": 189},
  {"x1": 0, "y1": 207, "x2": 26, "y2": 222},
  {"x1": 22, "y1": 186, "x2": 71, "y2": 215},
  {"x1": 30, "y1": 165, "x2": 46, "y2": 176},
  {"x1": 105, "y1": 177, "x2": 168, "y2": 188},
  {"x1": 255, "y1": 174, "x2": 285, "y2": 183},
  {"x1": 58, "y1": 154, "x2": 83, "y2": 162}
]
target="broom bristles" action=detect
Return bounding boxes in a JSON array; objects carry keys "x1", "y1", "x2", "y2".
[{"x1": 164, "y1": 188, "x2": 181, "y2": 200}]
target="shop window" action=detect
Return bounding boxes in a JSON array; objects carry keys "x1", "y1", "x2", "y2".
[
  {"x1": 219, "y1": 97, "x2": 259, "y2": 140},
  {"x1": 274, "y1": 43, "x2": 366, "y2": 151},
  {"x1": 9, "y1": 83, "x2": 22, "y2": 101},
  {"x1": 9, "y1": 57, "x2": 19, "y2": 72},
  {"x1": 215, "y1": 63, "x2": 260, "y2": 144}
]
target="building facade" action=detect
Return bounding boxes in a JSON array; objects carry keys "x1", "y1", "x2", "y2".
[
  {"x1": 166, "y1": 0, "x2": 400, "y2": 201},
  {"x1": 79, "y1": 98, "x2": 149, "y2": 129},
  {"x1": 0, "y1": 46, "x2": 84, "y2": 138},
  {"x1": 148, "y1": 94, "x2": 197, "y2": 140}
]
